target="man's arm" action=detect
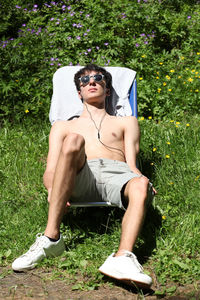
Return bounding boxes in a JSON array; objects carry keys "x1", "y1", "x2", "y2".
[
  {"x1": 123, "y1": 116, "x2": 141, "y2": 175},
  {"x1": 43, "y1": 121, "x2": 68, "y2": 202}
]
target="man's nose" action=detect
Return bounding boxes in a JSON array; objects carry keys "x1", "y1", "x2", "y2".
[{"x1": 89, "y1": 76, "x2": 96, "y2": 85}]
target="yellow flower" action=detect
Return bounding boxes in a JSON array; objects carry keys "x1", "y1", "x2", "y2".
[
  {"x1": 148, "y1": 116, "x2": 152, "y2": 120},
  {"x1": 186, "y1": 123, "x2": 190, "y2": 127},
  {"x1": 195, "y1": 72, "x2": 199, "y2": 75},
  {"x1": 166, "y1": 75, "x2": 171, "y2": 80},
  {"x1": 170, "y1": 182, "x2": 174, "y2": 185},
  {"x1": 141, "y1": 55, "x2": 146, "y2": 58},
  {"x1": 191, "y1": 69, "x2": 195, "y2": 73},
  {"x1": 158, "y1": 88, "x2": 161, "y2": 93},
  {"x1": 150, "y1": 162, "x2": 154, "y2": 166},
  {"x1": 163, "y1": 82, "x2": 167, "y2": 86},
  {"x1": 183, "y1": 81, "x2": 186, "y2": 84},
  {"x1": 195, "y1": 175, "x2": 200, "y2": 181},
  {"x1": 156, "y1": 76, "x2": 159, "y2": 79},
  {"x1": 198, "y1": 60, "x2": 200, "y2": 63},
  {"x1": 170, "y1": 120, "x2": 174, "y2": 122},
  {"x1": 165, "y1": 155, "x2": 170, "y2": 158},
  {"x1": 139, "y1": 77, "x2": 143, "y2": 80},
  {"x1": 188, "y1": 78, "x2": 193, "y2": 82},
  {"x1": 140, "y1": 116, "x2": 144, "y2": 121},
  {"x1": 153, "y1": 147, "x2": 157, "y2": 152},
  {"x1": 25, "y1": 109, "x2": 29, "y2": 113},
  {"x1": 168, "y1": 89, "x2": 172, "y2": 92},
  {"x1": 197, "y1": 52, "x2": 200, "y2": 55},
  {"x1": 15, "y1": 80, "x2": 19, "y2": 82},
  {"x1": 178, "y1": 76, "x2": 182, "y2": 79},
  {"x1": 159, "y1": 62, "x2": 163, "y2": 65},
  {"x1": 176, "y1": 122, "x2": 180, "y2": 125},
  {"x1": 170, "y1": 69, "x2": 175, "y2": 73},
  {"x1": 167, "y1": 141, "x2": 171, "y2": 145},
  {"x1": 156, "y1": 71, "x2": 159, "y2": 75},
  {"x1": 181, "y1": 56, "x2": 184, "y2": 60},
  {"x1": 195, "y1": 89, "x2": 199, "y2": 92},
  {"x1": 162, "y1": 215, "x2": 166, "y2": 220}
]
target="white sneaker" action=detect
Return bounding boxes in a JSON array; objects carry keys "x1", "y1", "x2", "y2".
[
  {"x1": 99, "y1": 251, "x2": 152, "y2": 289},
  {"x1": 12, "y1": 233, "x2": 65, "y2": 272}
]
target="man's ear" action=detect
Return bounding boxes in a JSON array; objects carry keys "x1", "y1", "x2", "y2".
[
  {"x1": 78, "y1": 90, "x2": 83, "y2": 102},
  {"x1": 78, "y1": 90, "x2": 82, "y2": 99},
  {"x1": 106, "y1": 88, "x2": 110, "y2": 96}
]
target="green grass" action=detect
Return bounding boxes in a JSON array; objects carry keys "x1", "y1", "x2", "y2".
[{"x1": 0, "y1": 115, "x2": 199, "y2": 293}]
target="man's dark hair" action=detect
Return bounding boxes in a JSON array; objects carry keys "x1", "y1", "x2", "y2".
[{"x1": 74, "y1": 64, "x2": 112, "y2": 92}]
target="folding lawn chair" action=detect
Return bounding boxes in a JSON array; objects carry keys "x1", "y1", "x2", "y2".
[{"x1": 49, "y1": 66, "x2": 153, "y2": 207}]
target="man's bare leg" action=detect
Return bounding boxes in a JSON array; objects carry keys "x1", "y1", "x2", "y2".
[
  {"x1": 98, "y1": 176, "x2": 152, "y2": 288},
  {"x1": 115, "y1": 176, "x2": 149, "y2": 256},
  {"x1": 44, "y1": 133, "x2": 86, "y2": 240}
]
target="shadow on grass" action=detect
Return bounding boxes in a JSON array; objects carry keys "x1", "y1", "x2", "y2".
[{"x1": 62, "y1": 201, "x2": 162, "y2": 262}]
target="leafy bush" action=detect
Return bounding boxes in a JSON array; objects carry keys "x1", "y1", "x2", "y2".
[{"x1": 0, "y1": 0, "x2": 200, "y2": 120}]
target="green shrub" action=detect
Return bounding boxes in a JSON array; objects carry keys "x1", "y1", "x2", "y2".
[{"x1": 0, "y1": 0, "x2": 200, "y2": 121}]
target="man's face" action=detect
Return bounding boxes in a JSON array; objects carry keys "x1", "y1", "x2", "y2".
[{"x1": 78, "y1": 71, "x2": 109, "y2": 103}]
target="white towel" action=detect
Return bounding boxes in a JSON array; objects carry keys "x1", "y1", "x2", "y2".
[{"x1": 49, "y1": 66, "x2": 136, "y2": 125}]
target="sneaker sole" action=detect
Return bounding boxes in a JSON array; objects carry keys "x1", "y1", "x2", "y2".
[
  {"x1": 12, "y1": 263, "x2": 37, "y2": 272},
  {"x1": 99, "y1": 269, "x2": 152, "y2": 290}
]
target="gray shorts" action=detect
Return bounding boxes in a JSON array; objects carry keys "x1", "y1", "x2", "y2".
[{"x1": 70, "y1": 158, "x2": 143, "y2": 209}]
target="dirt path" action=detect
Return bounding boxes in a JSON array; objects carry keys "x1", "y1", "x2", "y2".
[{"x1": 0, "y1": 267, "x2": 199, "y2": 300}]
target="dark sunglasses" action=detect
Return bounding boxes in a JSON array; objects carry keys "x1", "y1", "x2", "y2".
[{"x1": 79, "y1": 74, "x2": 105, "y2": 85}]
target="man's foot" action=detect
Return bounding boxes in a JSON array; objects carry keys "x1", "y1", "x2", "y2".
[
  {"x1": 99, "y1": 251, "x2": 152, "y2": 289},
  {"x1": 12, "y1": 233, "x2": 65, "y2": 272}
]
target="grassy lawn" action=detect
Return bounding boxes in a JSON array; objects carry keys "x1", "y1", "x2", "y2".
[{"x1": 0, "y1": 115, "x2": 199, "y2": 294}]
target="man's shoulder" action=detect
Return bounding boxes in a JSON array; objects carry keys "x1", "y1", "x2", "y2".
[
  {"x1": 113, "y1": 115, "x2": 138, "y2": 124},
  {"x1": 50, "y1": 120, "x2": 71, "y2": 135}
]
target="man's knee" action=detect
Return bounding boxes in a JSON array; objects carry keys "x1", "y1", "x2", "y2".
[
  {"x1": 61, "y1": 133, "x2": 85, "y2": 156},
  {"x1": 126, "y1": 176, "x2": 149, "y2": 203}
]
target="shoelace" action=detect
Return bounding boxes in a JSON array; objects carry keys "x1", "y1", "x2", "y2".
[
  {"x1": 125, "y1": 252, "x2": 144, "y2": 272},
  {"x1": 23, "y1": 233, "x2": 46, "y2": 256}
]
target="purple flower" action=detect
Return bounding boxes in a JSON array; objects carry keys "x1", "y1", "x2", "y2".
[
  {"x1": 57, "y1": 63, "x2": 61, "y2": 66},
  {"x1": 56, "y1": 22, "x2": 60, "y2": 25},
  {"x1": 22, "y1": 24, "x2": 26, "y2": 27},
  {"x1": 135, "y1": 43, "x2": 140, "y2": 47},
  {"x1": 84, "y1": 52, "x2": 88, "y2": 55},
  {"x1": 76, "y1": 36, "x2": 81, "y2": 40},
  {"x1": 104, "y1": 42, "x2": 109, "y2": 46},
  {"x1": 50, "y1": 63, "x2": 54, "y2": 66},
  {"x1": 144, "y1": 41, "x2": 148, "y2": 44},
  {"x1": 96, "y1": 46, "x2": 100, "y2": 50},
  {"x1": 140, "y1": 33, "x2": 145, "y2": 37},
  {"x1": 73, "y1": 23, "x2": 77, "y2": 27},
  {"x1": 51, "y1": 58, "x2": 54, "y2": 61},
  {"x1": 16, "y1": 5, "x2": 21, "y2": 8},
  {"x1": 87, "y1": 48, "x2": 91, "y2": 52},
  {"x1": 34, "y1": 5, "x2": 38, "y2": 8},
  {"x1": 187, "y1": 16, "x2": 191, "y2": 19},
  {"x1": 67, "y1": 6, "x2": 71, "y2": 10},
  {"x1": 50, "y1": 18, "x2": 54, "y2": 21},
  {"x1": 86, "y1": 14, "x2": 90, "y2": 18},
  {"x1": 87, "y1": 29, "x2": 90, "y2": 32},
  {"x1": 69, "y1": 62, "x2": 73, "y2": 66},
  {"x1": 83, "y1": 33, "x2": 88, "y2": 36}
]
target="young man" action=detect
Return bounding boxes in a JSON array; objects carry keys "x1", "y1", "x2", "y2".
[{"x1": 12, "y1": 64, "x2": 153, "y2": 289}]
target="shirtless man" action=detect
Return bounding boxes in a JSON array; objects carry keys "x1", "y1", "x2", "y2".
[{"x1": 12, "y1": 64, "x2": 153, "y2": 289}]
